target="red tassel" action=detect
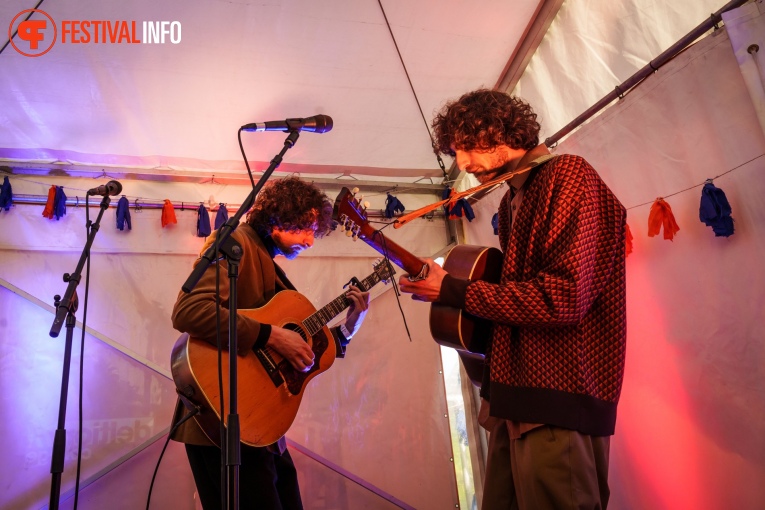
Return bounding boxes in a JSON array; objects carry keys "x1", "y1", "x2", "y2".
[
  {"x1": 625, "y1": 223, "x2": 633, "y2": 256},
  {"x1": 161, "y1": 199, "x2": 177, "y2": 227},
  {"x1": 647, "y1": 198, "x2": 680, "y2": 241},
  {"x1": 42, "y1": 185, "x2": 57, "y2": 219}
]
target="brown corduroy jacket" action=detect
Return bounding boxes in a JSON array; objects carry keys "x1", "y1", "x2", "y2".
[{"x1": 169, "y1": 224, "x2": 282, "y2": 446}]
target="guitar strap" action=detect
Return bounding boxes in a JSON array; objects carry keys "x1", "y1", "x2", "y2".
[
  {"x1": 250, "y1": 223, "x2": 296, "y2": 292},
  {"x1": 272, "y1": 261, "x2": 296, "y2": 292},
  {"x1": 523, "y1": 153, "x2": 557, "y2": 188}
]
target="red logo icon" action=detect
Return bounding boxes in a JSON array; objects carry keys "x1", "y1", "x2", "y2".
[{"x1": 9, "y1": 9, "x2": 57, "y2": 57}]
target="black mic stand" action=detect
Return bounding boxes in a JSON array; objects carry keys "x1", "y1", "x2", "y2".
[
  {"x1": 181, "y1": 129, "x2": 300, "y2": 510},
  {"x1": 48, "y1": 193, "x2": 112, "y2": 510}
]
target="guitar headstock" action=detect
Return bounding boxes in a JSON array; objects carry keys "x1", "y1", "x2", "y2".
[
  {"x1": 332, "y1": 187, "x2": 428, "y2": 279},
  {"x1": 373, "y1": 258, "x2": 396, "y2": 284},
  {"x1": 333, "y1": 187, "x2": 371, "y2": 242}
]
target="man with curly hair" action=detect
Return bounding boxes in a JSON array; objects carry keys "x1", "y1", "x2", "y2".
[
  {"x1": 171, "y1": 176, "x2": 370, "y2": 509},
  {"x1": 400, "y1": 89, "x2": 627, "y2": 509}
]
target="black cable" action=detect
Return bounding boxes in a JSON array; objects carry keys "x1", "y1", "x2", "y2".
[
  {"x1": 370, "y1": 229, "x2": 412, "y2": 342},
  {"x1": 238, "y1": 130, "x2": 257, "y2": 188},
  {"x1": 214, "y1": 234, "x2": 227, "y2": 510},
  {"x1": 71, "y1": 198, "x2": 95, "y2": 510},
  {"x1": 626, "y1": 153, "x2": 765, "y2": 210},
  {"x1": 0, "y1": 0, "x2": 46, "y2": 56},
  {"x1": 376, "y1": 0, "x2": 448, "y2": 179},
  {"x1": 145, "y1": 408, "x2": 200, "y2": 510}
]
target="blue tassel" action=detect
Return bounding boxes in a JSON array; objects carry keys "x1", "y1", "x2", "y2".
[
  {"x1": 197, "y1": 204, "x2": 211, "y2": 237},
  {"x1": 215, "y1": 204, "x2": 229, "y2": 229},
  {"x1": 116, "y1": 196, "x2": 132, "y2": 231},
  {"x1": 442, "y1": 186, "x2": 452, "y2": 214},
  {"x1": 491, "y1": 213, "x2": 499, "y2": 235},
  {"x1": 0, "y1": 176, "x2": 12, "y2": 211},
  {"x1": 384, "y1": 194, "x2": 405, "y2": 218},
  {"x1": 449, "y1": 198, "x2": 475, "y2": 222},
  {"x1": 54, "y1": 187, "x2": 67, "y2": 220},
  {"x1": 699, "y1": 182, "x2": 734, "y2": 237}
]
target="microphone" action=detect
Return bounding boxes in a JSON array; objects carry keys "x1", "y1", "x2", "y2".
[
  {"x1": 87, "y1": 180, "x2": 123, "y2": 196},
  {"x1": 241, "y1": 115, "x2": 333, "y2": 133}
]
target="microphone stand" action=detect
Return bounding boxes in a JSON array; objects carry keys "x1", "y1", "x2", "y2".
[
  {"x1": 181, "y1": 129, "x2": 300, "y2": 510},
  {"x1": 48, "y1": 193, "x2": 112, "y2": 510}
]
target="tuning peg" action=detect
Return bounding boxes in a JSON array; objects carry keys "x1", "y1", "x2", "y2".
[
  {"x1": 363, "y1": 201, "x2": 370, "y2": 209},
  {"x1": 346, "y1": 228, "x2": 353, "y2": 237},
  {"x1": 352, "y1": 187, "x2": 360, "y2": 195},
  {"x1": 352, "y1": 225, "x2": 361, "y2": 241}
]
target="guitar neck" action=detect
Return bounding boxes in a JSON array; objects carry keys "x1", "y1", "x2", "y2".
[
  {"x1": 302, "y1": 271, "x2": 381, "y2": 336},
  {"x1": 357, "y1": 230, "x2": 427, "y2": 279},
  {"x1": 334, "y1": 186, "x2": 426, "y2": 279}
]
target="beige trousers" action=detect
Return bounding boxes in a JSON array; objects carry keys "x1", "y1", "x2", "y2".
[{"x1": 481, "y1": 408, "x2": 611, "y2": 510}]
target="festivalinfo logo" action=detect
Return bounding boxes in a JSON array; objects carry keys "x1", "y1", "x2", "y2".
[{"x1": 9, "y1": 9, "x2": 182, "y2": 57}]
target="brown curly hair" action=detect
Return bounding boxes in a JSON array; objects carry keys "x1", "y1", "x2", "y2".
[
  {"x1": 246, "y1": 176, "x2": 333, "y2": 237},
  {"x1": 432, "y1": 89, "x2": 540, "y2": 156}
]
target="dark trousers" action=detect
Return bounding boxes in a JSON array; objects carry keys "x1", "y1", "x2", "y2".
[{"x1": 185, "y1": 443, "x2": 303, "y2": 510}]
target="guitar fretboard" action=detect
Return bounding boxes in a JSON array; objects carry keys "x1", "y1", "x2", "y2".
[{"x1": 302, "y1": 271, "x2": 381, "y2": 336}]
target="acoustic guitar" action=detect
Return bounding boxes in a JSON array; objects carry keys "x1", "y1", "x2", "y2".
[
  {"x1": 171, "y1": 259, "x2": 395, "y2": 447},
  {"x1": 333, "y1": 187, "x2": 502, "y2": 385}
]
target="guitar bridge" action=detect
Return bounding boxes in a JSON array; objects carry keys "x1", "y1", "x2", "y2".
[{"x1": 254, "y1": 349, "x2": 285, "y2": 388}]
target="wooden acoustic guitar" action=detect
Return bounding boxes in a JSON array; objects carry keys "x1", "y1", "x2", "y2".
[
  {"x1": 171, "y1": 259, "x2": 395, "y2": 447},
  {"x1": 333, "y1": 187, "x2": 502, "y2": 385}
]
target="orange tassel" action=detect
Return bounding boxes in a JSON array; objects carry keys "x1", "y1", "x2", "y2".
[
  {"x1": 647, "y1": 198, "x2": 680, "y2": 241},
  {"x1": 161, "y1": 199, "x2": 177, "y2": 227},
  {"x1": 446, "y1": 188, "x2": 459, "y2": 220},
  {"x1": 42, "y1": 185, "x2": 57, "y2": 219},
  {"x1": 625, "y1": 223, "x2": 633, "y2": 256}
]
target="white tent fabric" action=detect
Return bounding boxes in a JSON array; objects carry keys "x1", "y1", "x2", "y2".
[
  {"x1": 512, "y1": 0, "x2": 735, "y2": 141},
  {"x1": 456, "y1": 0, "x2": 733, "y2": 192},
  {"x1": 0, "y1": 0, "x2": 542, "y2": 181},
  {"x1": 723, "y1": 0, "x2": 765, "y2": 135}
]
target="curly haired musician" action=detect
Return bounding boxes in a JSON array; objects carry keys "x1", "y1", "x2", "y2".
[
  {"x1": 399, "y1": 89, "x2": 627, "y2": 510},
  {"x1": 171, "y1": 176, "x2": 369, "y2": 509}
]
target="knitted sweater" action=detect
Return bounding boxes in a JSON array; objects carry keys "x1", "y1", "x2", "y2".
[{"x1": 441, "y1": 152, "x2": 627, "y2": 436}]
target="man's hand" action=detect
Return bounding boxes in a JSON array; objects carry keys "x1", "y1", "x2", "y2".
[
  {"x1": 343, "y1": 285, "x2": 370, "y2": 336},
  {"x1": 267, "y1": 326, "x2": 315, "y2": 372},
  {"x1": 397, "y1": 259, "x2": 447, "y2": 302}
]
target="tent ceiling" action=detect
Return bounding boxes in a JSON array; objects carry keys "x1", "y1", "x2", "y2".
[{"x1": 1, "y1": 0, "x2": 553, "y2": 187}]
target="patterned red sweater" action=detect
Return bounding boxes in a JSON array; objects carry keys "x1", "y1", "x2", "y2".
[{"x1": 441, "y1": 154, "x2": 627, "y2": 436}]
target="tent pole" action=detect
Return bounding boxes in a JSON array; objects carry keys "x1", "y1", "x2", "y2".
[{"x1": 545, "y1": 0, "x2": 751, "y2": 147}]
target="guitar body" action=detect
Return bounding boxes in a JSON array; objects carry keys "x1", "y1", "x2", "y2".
[
  {"x1": 429, "y1": 245, "x2": 503, "y2": 355},
  {"x1": 430, "y1": 245, "x2": 502, "y2": 387},
  {"x1": 171, "y1": 290, "x2": 335, "y2": 448}
]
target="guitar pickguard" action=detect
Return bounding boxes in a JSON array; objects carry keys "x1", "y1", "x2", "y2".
[{"x1": 276, "y1": 327, "x2": 331, "y2": 395}]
